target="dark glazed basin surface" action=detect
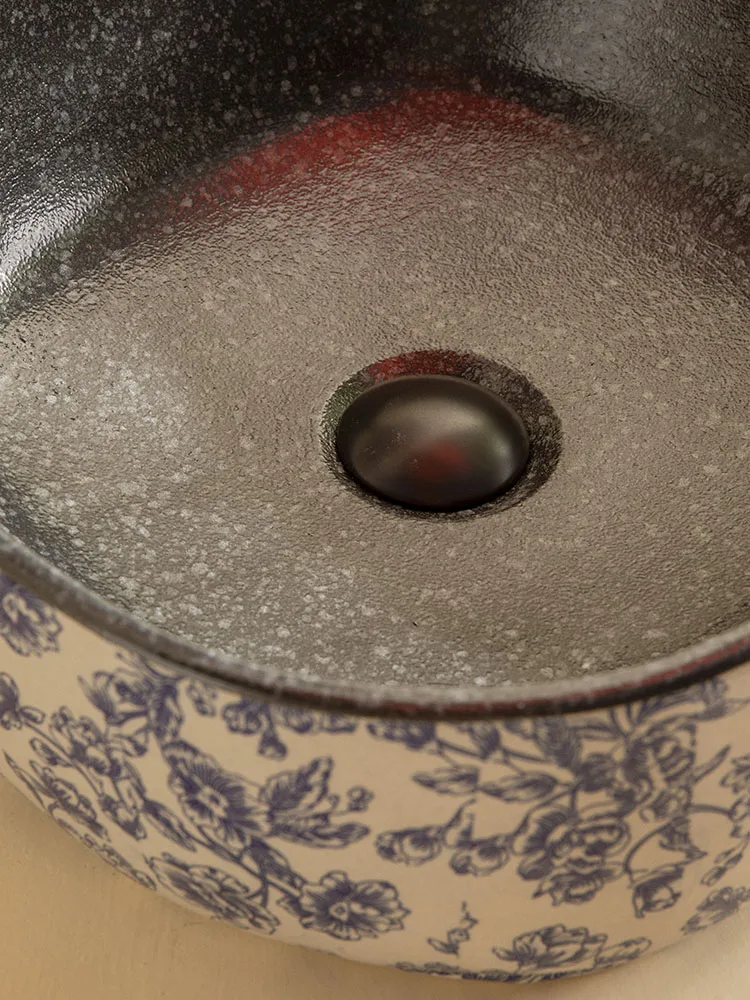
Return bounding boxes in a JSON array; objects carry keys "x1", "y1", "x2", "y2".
[{"x1": 0, "y1": 1, "x2": 748, "y2": 712}]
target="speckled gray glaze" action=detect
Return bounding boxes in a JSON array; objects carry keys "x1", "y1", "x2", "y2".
[
  {"x1": 1, "y1": 27, "x2": 748, "y2": 686},
  {"x1": 1, "y1": 108, "x2": 748, "y2": 688}
]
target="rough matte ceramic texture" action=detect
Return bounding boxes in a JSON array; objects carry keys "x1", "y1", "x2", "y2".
[
  {"x1": 1, "y1": 1, "x2": 749, "y2": 691},
  {"x1": 1, "y1": 92, "x2": 748, "y2": 687},
  {"x1": 2, "y1": 571, "x2": 750, "y2": 981}
]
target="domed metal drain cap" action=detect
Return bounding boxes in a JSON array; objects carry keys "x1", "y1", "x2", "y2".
[{"x1": 335, "y1": 374, "x2": 530, "y2": 511}]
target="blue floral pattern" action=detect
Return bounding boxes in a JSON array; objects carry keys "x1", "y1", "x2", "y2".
[
  {"x1": 371, "y1": 685, "x2": 750, "y2": 921},
  {"x1": 0, "y1": 674, "x2": 44, "y2": 730},
  {"x1": 280, "y1": 870, "x2": 409, "y2": 940},
  {"x1": 1, "y1": 572, "x2": 750, "y2": 975},
  {"x1": 398, "y1": 922, "x2": 652, "y2": 982},
  {"x1": 3, "y1": 666, "x2": 400, "y2": 939},
  {"x1": 681, "y1": 886, "x2": 750, "y2": 934},
  {"x1": 427, "y1": 903, "x2": 477, "y2": 955},
  {"x1": 0, "y1": 578, "x2": 61, "y2": 657},
  {"x1": 0, "y1": 577, "x2": 409, "y2": 945},
  {"x1": 149, "y1": 854, "x2": 280, "y2": 932},
  {"x1": 221, "y1": 697, "x2": 356, "y2": 761}
]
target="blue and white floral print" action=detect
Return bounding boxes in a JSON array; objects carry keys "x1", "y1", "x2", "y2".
[
  {"x1": 370, "y1": 683, "x2": 750, "y2": 924},
  {"x1": 1, "y1": 571, "x2": 750, "y2": 978},
  {"x1": 0, "y1": 673, "x2": 44, "y2": 730},
  {"x1": 427, "y1": 903, "x2": 477, "y2": 955},
  {"x1": 0, "y1": 578, "x2": 61, "y2": 657},
  {"x1": 682, "y1": 886, "x2": 750, "y2": 934},
  {"x1": 397, "y1": 923, "x2": 652, "y2": 983},
  {"x1": 221, "y1": 697, "x2": 357, "y2": 761},
  {"x1": 493, "y1": 923, "x2": 651, "y2": 975},
  {"x1": 280, "y1": 870, "x2": 409, "y2": 940},
  {"x1": 149, "y1": 855, "x2": 280, "y2": 933}
]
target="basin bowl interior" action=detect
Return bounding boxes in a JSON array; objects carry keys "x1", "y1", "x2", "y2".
[{"x1": 0, "y1": 1, "x2": 748, "y2": 704}]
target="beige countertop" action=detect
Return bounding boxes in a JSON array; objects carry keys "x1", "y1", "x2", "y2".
[{"x1": 0, "y1": 776, "x2": 746, "y2": 1000}]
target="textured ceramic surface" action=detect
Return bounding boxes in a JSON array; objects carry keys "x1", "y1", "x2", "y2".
[
  {"x1": 2, "y1": 3, "x2": 749, "y2": 691},
  {"x1": 2, "y1": 570, "x2": 750, "y2": 981}
]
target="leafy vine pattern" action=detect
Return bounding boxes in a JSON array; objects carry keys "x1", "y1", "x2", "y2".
[
  {"x1": 681, "y1": 886, "x2": 750, "y2": 934},
  {"x1": 0, "y1": 577, "x2": 61, "y2": 657},
  {"x1": 2, "y1": 652, "x2": 406, "y2": 939},
  {"x1": 368, "y1": 684, "x2": 750, "y2": 920},
  {"x1": 0, "y1": 578, "x2": 405, "y2": 943},
  {"x1": 219, "y1": 694, "x2": 358, "y2": 762},
  {"x1": 398, "y1": 922, "x2": 652, "y2": 983},
  {"x1": 2, "y1": 571, "x2": 750, "y2": 974},
  {"x1": 427, "y1": 902, "x2": 477, "y2": 956}
]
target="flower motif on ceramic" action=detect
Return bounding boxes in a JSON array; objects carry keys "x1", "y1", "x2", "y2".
[
  {"x1": 372, "y1": 685, "x2": 750, "y2": 920},
  {"x1": 0, "y1": 579, "x2": 410, "y2": 949},
  {"x1": 6, "y1": 749, "x2": 104, "y2": 836},
  {"x1": 0, "y1": 674, "x2": 45, "y2": 731},
  {"x1": 0, "y1": 578, "x2": 61, "y2": 657},
  {"x1": 164, "y1": 741, "x2": 273, "y2": 850},
  {"x1": 279, "y1": 870, "x2": 409, "y2": 941},
  {"x1": 630, "y1": 864, "x2": 685, "y2": 917},
  {"x1": 88, "y1": 840, "x2": 156, "y2": 889},
  {"x1": 366, "y1": 720, "x2": 438, "y2": 752},
  {"x1": 682, "y1": 886, "x2": 750, "y2": 934},
  {"x1": 397, "y1": 923, "x2": 652, "y2": 983},
  {"x1": 221, "y1": 697, "x2": 356, "y2": 761},
  {"x1": 493, "y1": 923, "x2": 651, "y2": 974},
  {"x1": 149, "y1": 854, "x2": 280, "y2": 933},
  {"x1": 185, "y1": 681, "x2": 217, "y2": 718},
  {"x1": 375, "y1": 825, "x2": 446, "y2": 868}
]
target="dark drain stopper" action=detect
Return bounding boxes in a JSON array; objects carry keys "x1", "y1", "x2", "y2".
[{"x1": 335, "y1": 374, "x2": 530, "y2": 511}]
